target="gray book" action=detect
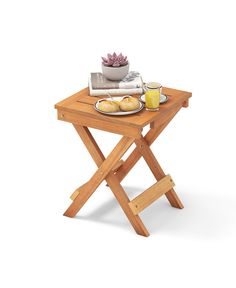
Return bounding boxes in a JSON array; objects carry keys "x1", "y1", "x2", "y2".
[{"x1": 91, "y1": 71, "x2": 143, "y2": 90}]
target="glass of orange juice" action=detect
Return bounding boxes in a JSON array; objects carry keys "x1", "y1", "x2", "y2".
[{"x1": 144, "y1": 82, "x2": 162, "y2": 111}]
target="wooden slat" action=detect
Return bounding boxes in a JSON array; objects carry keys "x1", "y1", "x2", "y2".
[
  {"x1": 64, "y1": 135, "x2": 134, "y2": 217},
  {"x1": 66, "y1": 101, "x2": 145, "y2": 127},
  {"x1": 57, "y1": 110, "x2": 142, "y2": 139},
  {"x1": 135, "y1": 137, "x2": 184, "y2": 209},
  {"x1": 55, "y1": 87, "x2": 192, "y2": 130},
  {"x1": 55, "y1": 86, "x2": 192, "y2": 110},
  {"x1": 55, "y1": 87, "x2": 89, "y2": 108},
  {"x1": 129, "y1": 175, "x2": 175, "y2": 215},
  {"x1": 76, "y1": 95, "x2": 140, "y2": 105},
  {"x1": 67, "y1": 96, "x2": 188, "y2": 128}
]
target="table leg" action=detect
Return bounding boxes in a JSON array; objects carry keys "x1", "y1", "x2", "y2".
[
  {"x1": 106, "y1": 174, "x2": 149, "y2": 236},
  {"x1": 135, "y1": 136, "x2": 184, "y2": 209},
  {"x1": 114, "y1": 107, "x2": 184, "y2": 209},
  {"x1": 115, "y1": 106, "x2": 181, "y2": 183},
  {"x1": 68, "y1": 125, "x2": 149, "y2": 236},
  {"x1": 64, "y1": 132, "x2": 134, "y2": 217}
]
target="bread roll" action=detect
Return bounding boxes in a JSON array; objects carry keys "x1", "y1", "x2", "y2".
[
  {"x1": 98, "y1": 100, "x2": 120, "y2": 112},
  {"x1": 119, "y1": 96, "x2": 140, "y2": 111}
]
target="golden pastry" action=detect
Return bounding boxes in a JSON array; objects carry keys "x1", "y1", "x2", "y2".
[
  {"x1": 119, "y1": 96, "x2": 140, "y2": 111},
  {"x1": 98, "y1": 100, "x2": 120, "y2": 112}
]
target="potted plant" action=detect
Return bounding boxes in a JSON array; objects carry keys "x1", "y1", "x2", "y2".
[{"x1": 101, "y1": 52, "x2": 129, "y2": 80}]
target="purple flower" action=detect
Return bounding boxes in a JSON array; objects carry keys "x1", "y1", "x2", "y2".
[{"x1": 101, "y1": 52, "x2": 128, "y2": 67}]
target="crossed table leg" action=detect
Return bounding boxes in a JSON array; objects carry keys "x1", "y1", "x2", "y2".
[{"x1": 64, "y1": 109, "x2": 184, "y2": 236}]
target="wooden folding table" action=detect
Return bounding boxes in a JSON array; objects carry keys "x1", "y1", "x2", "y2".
[{"x1": 55, "y1": 87, "x2": 192, "y2": 236}]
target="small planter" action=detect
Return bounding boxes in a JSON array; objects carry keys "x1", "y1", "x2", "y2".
[{"x1": 102, "y1": 63, "x2": 129, "y2": 81}]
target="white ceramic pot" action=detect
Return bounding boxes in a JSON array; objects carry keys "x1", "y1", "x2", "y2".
[{"x1": 102, "y1": 63, "x2": 129, "y2": 80}]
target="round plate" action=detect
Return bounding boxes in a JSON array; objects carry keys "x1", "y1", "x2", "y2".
[
  {"x1": 94, "y1": 97, "x2": 144, "y2": 116},
  {"x1": 139, "y1": 94, "x2": 168, "y2": 104}
]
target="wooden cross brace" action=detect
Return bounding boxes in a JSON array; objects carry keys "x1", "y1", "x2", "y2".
[{"x1": 63, "y1": 107, "x2": 184, "y2": 237}]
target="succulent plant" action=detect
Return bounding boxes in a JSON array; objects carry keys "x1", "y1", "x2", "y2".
[{"x1": 102, "y1": 52, "x2": 128, "y2": 67}]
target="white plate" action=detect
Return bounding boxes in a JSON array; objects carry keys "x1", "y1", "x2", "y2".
[
  {"x1": 139, "y1": 94, "x2": 168, "y2": 104},
  {"x1": 94, "y1": 97, "x2": 144, "y2": 116}
]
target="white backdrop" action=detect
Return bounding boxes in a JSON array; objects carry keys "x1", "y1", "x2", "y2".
[{"x1": 1, "y1": 0, "x2": 236, "y2": 287}]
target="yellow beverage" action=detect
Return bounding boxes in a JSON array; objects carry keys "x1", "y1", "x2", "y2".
[{"x1": 145, "y1": 90, "x2": 160, "y2": 110}]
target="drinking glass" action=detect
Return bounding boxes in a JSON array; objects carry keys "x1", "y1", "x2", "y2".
[{"x1": 144, "y1": 82, "x2": 162, "y2": 111}]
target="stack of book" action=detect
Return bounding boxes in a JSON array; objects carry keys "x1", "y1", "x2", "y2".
[{"x1": 88, "y1": 71, "x2": 144, "y2": 96}]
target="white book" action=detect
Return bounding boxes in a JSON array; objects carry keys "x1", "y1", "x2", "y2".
[
  {"x1": 91, "y1": 71, "x2": 143, "y2": 90},
  {"x1": 88, "y1": 78, "x2": 143, "y2": 96}
]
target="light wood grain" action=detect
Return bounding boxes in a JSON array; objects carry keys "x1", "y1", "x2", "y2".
[
  {"x1": 73, "y1": 124, "x2": 105, "y2": 165},
  {"x1": 70, "y1": 182, "x2": 88, "y2": 201},
  {"x1": 135, "y1": 137, "x2": 184, "y2": 209},
  {"x1": 70, "y1": 126, "x2": 149, "y2": 236},
  {"x1": 54, "y1": 87, "x2": 88, "y2": 108},
  {"x1": 55, "y1": 86, "x2": 191, "y2": 235},
  {"x1": 149, "y1": 103, "x2": 182, "y2": 129},
  {"x1": 64, "y1": 135, "x2": 134, "y2": 217},
  {"x1": 55, "y1": 87, "x2": 192, "y2": 129},
  {"x1": 106, "y1": 174, "x2": 149, "y2": 236},
  {"x1": 57, "y1": 110, "x2": 142, "y2": 138},
  {"x1": 112, "y1": 160, "x2": 124, "y2": 172},
  {"x1": 129, "y1": 175, "x2": 175, "y2": 215},
  {"x1": 70, "y1": 145, "x2": 124, "y2": 200},
  {"x1": 115, "y1": 106, "x2": 182, "y2": 183}
]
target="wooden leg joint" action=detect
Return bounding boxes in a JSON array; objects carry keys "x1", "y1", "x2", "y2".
[
  {"x1": 112, "y1": 160, "x2": 124, "y2": 173},
  {"x1": 128, "y1": 175, "x2": 175, "y2": 215}
]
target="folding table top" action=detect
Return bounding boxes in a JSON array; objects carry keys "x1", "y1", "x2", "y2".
[{"x1": 55, "y1": 87, "x2": 192, "y2": 138}]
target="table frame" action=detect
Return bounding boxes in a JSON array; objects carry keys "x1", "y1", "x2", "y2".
[{"x1": 56, "y1": 87, "x2": 191, "y2": 236}]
